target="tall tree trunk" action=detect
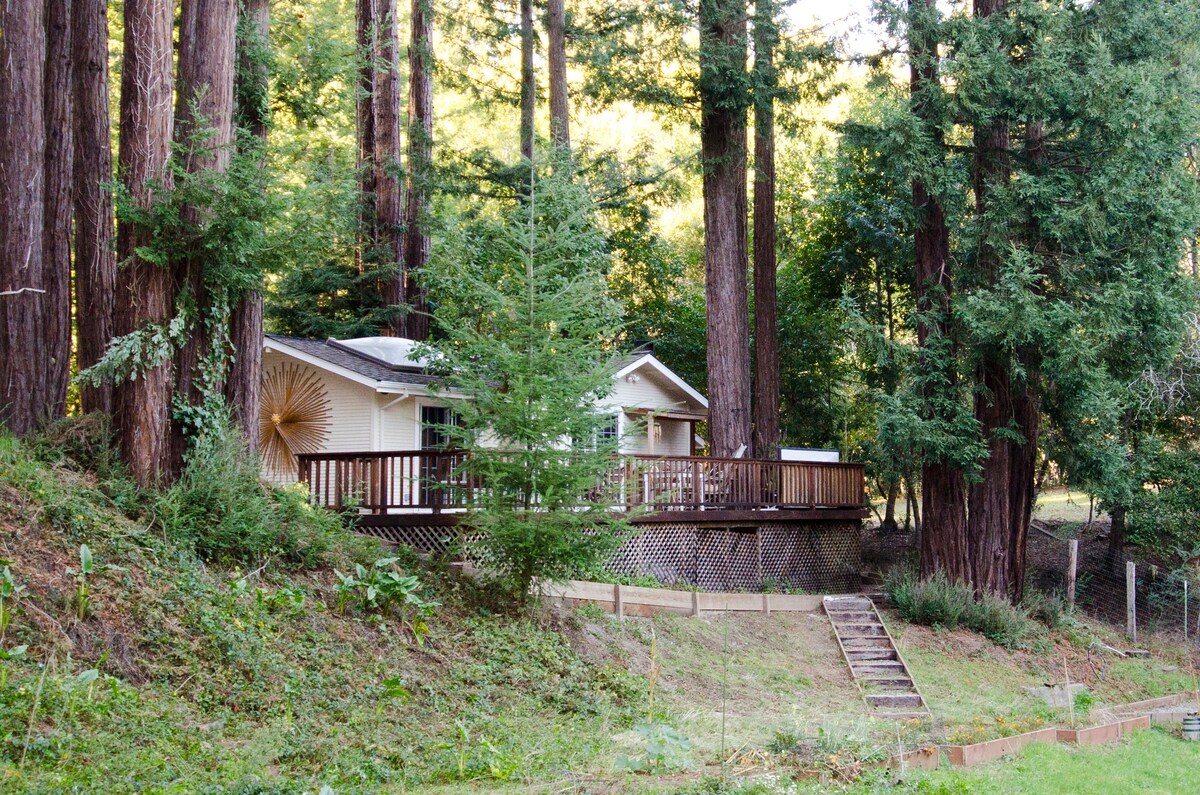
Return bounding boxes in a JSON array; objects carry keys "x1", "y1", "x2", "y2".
[
  {"x1": 403, "y1": 0, "x2": 433, "y2": 340},
  {"x1": 519, "y1": 0, "x2": 535, "y2": 162},
  {"x1": 965, "y1": 0, "x2": 1013, "y2": 599},
  {"x1": 72, "y1": 0, "x2": 116, "y2": 416},
  {"x1": 43, "y1": 0, "x2": 73, "y2": 419},
  {"x1": 968, "y1": 362, "x2": 1013, "y2": 596},
  {"x1": 751, "y1": 0, "x2": 779, "y2": 461},
  {"x1": 910, "y1": 0, "x2": 969, "y2": 583},
  {"x1": 225, "y1": 0, "x2": 270, "y2": 449},
  {"x1": 1007, "y1": 120, "x2": 1046, "y2": 603},
  {"x1": 374, "y1": 0, "x2": 406, "y2": 335},
  {"x1": 546, "y1": 0, "x2": 569, "y2": 149},
  {"x1": 700, "y1": 0, "x2": 751, "y2": 459},
  {"x1": 0, "y1": 0, "x2": 47, "y2": 437},
  {"x1": 114, "y1": 0, "x2": 175, "y2": 485},
  {"x1": 356, "y1": 0, "x2": 377, "y2": 293},
  {"x1": 1107, "y1": 503, "x2": 1127, "y2": 576},
  {"x1": 171, "y1": 0, "x2": 238, "y2": 472}
]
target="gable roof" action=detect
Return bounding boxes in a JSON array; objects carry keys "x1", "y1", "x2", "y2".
[
  {"x1": 264, "y1": 336, "x2": 708, "y2": 409},
  {"x1": 264, "y1": 336, "x2": 441, "y2": 390},
  {"x1": 615, "y1": 352, "x2": 709, "y2": 409}
]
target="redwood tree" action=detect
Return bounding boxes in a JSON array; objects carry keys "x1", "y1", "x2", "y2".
[
  {"x1": 699, "y1": 0, "x2": 752, "y2": 457},
  {"x1": 910, "y1": 0, "x2": 971, "y2": 583},
  {"x1": 965, "y1": 0, "x2": 1014, "y2": 598},
  {"x1": 751, "y1": 0, "x2": 779, "y2": 460},
  {"x1": 519, "y1": 0, "x2": 536, "y2": 161},
  {"x1": 226, "y1": 0, "x2": 271, "y2": 448},
  {"x1": 43, "y1": 0, "x2": 74, "y2": 419},
  {"x1": 172, "y1": 0, "x2": 238, "y2": 468},
  {"x1": 547, "y1": 0, "x2": 570, "y2": 149},
  {"x1": 374, "y1": 0, "x2": 406, "y2": 335},
  {"x1": 72, "y1": 0, "x2": 117, "y2": 416},
  {"x1": 403, "y1": 0, "x2": 434, "y2": 340},
  {"x1": 0, "y1": 0, "x2": 47, "y2": 436},
  {"x1": 114, "y1": 0, "x2": 175, "y2": 485}
]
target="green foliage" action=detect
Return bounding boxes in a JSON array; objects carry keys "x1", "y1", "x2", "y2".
[
  {"x1": 615, "y1": 721, "x2": 694, "y2": 773},
  {"x1": 424, "y1": 160, "x2": 633, "y2": 605},
  {"x1": 331, "y1": 557, "x2": 439, "y2": 643},
  {"x1": 155, "y1": 418, "x2": 344, "y2": 568},
  {"x1": 887, "y1": 572, "x2": 1037, "y2": 648}
]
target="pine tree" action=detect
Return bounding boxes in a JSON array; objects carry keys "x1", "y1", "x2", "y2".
[{"x1": 423, "y1": 161, "x2": 629, "y2": 606}]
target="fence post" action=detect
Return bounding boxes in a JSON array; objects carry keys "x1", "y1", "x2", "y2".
[
  {"x1": 614, "y1": 583, "x2": 624, "y2": 621},
  {"x1": 1126, "y1": 561, "x2": 1137, "y2": 642},
  {"x1": 1185, "y1": 580, "x2": 1189, "y2": 643},
  {"x1": 1067, "y1": 539, "x2": 1079, "y2": 611}
]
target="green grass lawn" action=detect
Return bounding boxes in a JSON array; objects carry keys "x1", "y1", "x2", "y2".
[{"x1": 802, "y1": 728, "x2": 1200, "y2": 795}]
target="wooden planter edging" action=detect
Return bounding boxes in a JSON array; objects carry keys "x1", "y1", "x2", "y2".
[
  {"x1": 886, "y1": 715, "x2": 1153, "y2": 772},
  {"x1": 542, "y1": 578, "x2": 827, "y2": 617}
]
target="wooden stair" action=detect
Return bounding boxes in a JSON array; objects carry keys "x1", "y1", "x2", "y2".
[{"x1": 824, "y1": 595, "x2": 931, "y2": 721}]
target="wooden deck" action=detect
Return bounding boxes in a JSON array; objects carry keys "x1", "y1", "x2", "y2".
[{"x1": 297, "y1": 450, "x2": 867, "y2": 525}]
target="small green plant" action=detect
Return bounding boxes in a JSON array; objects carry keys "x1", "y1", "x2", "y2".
[
  {"x1": 66, "y1": 544, "x2": 94, "y2": 620},
  {"x1": 0, "y1": 560, "x2": 26, "y2": 643},
  {"x1": 615, "y1": 721, "x2": 693, "y2": 773},
  {"x1": 332, "y1": 557, "x2": 439, "y2": 643}
]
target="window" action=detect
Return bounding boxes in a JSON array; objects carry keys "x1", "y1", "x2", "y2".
[
  {"x1": 599, "y1": 415, "x2": 619, "y2": 444},
  {"x1": 420, "y1": 405, "x2": 457, "y2": 450}
]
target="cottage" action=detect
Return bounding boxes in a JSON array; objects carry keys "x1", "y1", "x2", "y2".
[{"x1": 260, "y1": 335, "x2": 867, "y2": 592}]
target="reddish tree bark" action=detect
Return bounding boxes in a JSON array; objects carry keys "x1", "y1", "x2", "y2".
[
  {"x1": 43, "y1": 0, "x2": 73, "y2": 419},
  {"x1": 751, "y1": 0, "x2": 779, "y2": 460},
  {"x1": 356, "y1": 0, "x2": 378, "y2": 280},
  {"x1": 403, "y1": 0, "x2": 434, "y2": 340},
  {"x1": 547, "y1": 0, "x2": 569, "y2": 149},
  {"x1": 114, "y1": 0, "x2": 175, "y2": 485},
  {"x1": 1007, "y1": 121, "x2": 1046, "y2": 601},
  {"x1": 910, "y1": 0, "x2": 970, "y2": 583},
  {"x1": 966, "y1": 0, "x2": 1014, "y2": 599},
  {"x1": 225, "y1": 0, "x2": 270, "y2": 449},
  {"x1": 172, "y1": 0, "x2": 239, "y2": 471},
  {"x1": 700, "y1": 0, "x2": 752, "y2": 458},
  {"x1": 374, "y1": 0, "x2": 405, "y2": 335},
  {"x1": 72, "y1": 0, "x2": 117, "y2": 416},
  {"x1": 0, "y1": 0, "x2": 48, "y2": 436},
  {"x1": 519, "y1": 0, "x2": 535, "y2": 162}
]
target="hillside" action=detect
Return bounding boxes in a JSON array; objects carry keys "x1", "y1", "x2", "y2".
[{"x1": 1, "y1": 425, "x2": 1197, "y2": 794}]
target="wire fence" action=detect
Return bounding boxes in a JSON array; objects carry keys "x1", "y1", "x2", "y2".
[{"x1": 1027, "y1": 524, "x2": 1200, "y2": 648}]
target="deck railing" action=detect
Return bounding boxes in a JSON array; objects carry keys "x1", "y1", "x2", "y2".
[{"x1": 297, "y1": 450, "x2": 866, "y2": 514}]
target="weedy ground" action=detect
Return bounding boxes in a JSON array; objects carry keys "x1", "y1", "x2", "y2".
[{"x1": 0, "y1": 430, "x2": 1197, "y2": 794}]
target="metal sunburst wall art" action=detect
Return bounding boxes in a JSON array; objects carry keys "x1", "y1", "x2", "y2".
[{"x1": 259, "y1": 362, "x2": 332, "y2": 479}]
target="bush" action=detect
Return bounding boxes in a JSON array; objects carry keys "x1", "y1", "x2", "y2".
[
  {"x1": 1023, "y1": 588, "x2": 1069, "y2": 629},
  {"x1": 156, "y1": 423, "x2": 345, "y2": 568},
  {"x1": 887, "y1": 571, "x2": 1036, "y2": 648}
]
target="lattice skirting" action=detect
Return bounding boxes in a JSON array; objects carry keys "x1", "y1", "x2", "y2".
[
  {"x1": 610, "y1": 521, "x2": 861, "y2": 593},
  {"x1": 353, "y1": 523, "x2": 458, "y2": 553},
  {"x1": 357, "y1": 519, "x2": 861, "y2": 594}
]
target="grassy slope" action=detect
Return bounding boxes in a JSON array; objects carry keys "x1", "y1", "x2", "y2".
[{"x1": 1, "y1": 432, "x2": 1197, "y2": 794}]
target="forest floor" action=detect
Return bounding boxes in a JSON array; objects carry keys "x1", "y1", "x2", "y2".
[{"x1": 1, "y1": 437, "x2": 1198, "y2": 794}]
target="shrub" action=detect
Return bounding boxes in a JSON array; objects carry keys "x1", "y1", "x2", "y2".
[
  {"x1": 887, "y1": 571, "x2": 1036, "y2": 648},
  {"x1": 1023, "y1": 588, "x2": 1069, "y2": 629},
  {"x1": 156, "y1": 422, "x2": 344, "y2": 568}
]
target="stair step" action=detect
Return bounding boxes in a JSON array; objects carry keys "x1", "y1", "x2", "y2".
[
  {"x1": 841, "y1": 637, "x2": 893, "y2": 650},
  {"x1": 866, "y1": 693, "x2": 924, "y2": 708},
  {"x1": 851, "y1": 660, "x2": 906, "y2": 672},
  {"x1": 862, "y1": 678, "x2": 916, "y2": 690},
  {"x1": 827, "y1": 611, "x2": 876, "y2": 622},
  {"x1": 836, "y1": 623, "x2": 887, "y2": 636},
  {"x1": 845, "y1": 649, "x2": 898, "y2": 661},
  {"x1": 872, "y1": 711, "x2": 931, "y2": 721},
  {"x1": 824, "y1": 597, "x2": 874, "y2": 611}
]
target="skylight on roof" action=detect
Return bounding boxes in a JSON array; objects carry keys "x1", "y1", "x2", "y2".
[{"x1": 335, "y1": 337, "x2": 429, "y2": 369}]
